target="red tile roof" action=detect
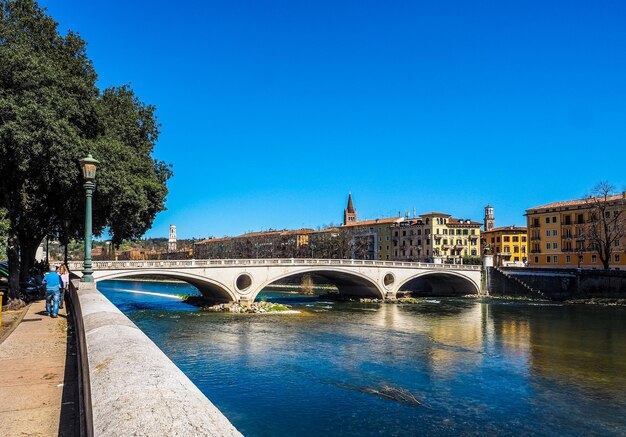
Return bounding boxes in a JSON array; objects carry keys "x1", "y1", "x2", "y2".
[
  {"x1": 342, "y1": 217, "x2": 404, "y2": 227},
  {"x1": 483, "y1": 226, "x2": 527, "y2": 234},
  {"x1": 527, "y1": 194, "x2": 625, "y2": 212}
]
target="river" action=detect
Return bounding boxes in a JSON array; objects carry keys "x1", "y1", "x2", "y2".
[{"x1": 98, "y1": 280, "x2": 626, "y2": 437}]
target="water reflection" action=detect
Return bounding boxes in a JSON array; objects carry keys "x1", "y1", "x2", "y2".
[{"x1": 99, "y1": 281, "x2": 626, "y2": 436}]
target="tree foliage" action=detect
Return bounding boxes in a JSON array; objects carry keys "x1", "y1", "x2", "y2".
[
  {"x1": 584, "y1": 182, "x2": 625, "y2": 270},
  {"x1": 0, "y1": 0, "x2": 172, "y2": 300}
]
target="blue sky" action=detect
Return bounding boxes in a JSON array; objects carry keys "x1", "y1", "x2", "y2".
[{"x1": 43, "y1": 0, "x2": 626, "y2": 239}]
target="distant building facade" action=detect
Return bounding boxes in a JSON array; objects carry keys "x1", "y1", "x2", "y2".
[
  {"x1": 482, "y1": 226, "x2": 527, "y2": 266},
  {"x1": 391, "y1": 212, "x2": 481, "y2": 263},
  {"x1": 193, "y1": 195, "x2": 482, "y2": 263},
  {"x1": 525, "y1": 192, "x2": 626, "y2": 269},
  {"x1": 194, "y1": 229, "x2": 314, "y2": 259}
]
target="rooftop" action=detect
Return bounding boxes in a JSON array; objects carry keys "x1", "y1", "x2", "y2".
[
  {"x1": 527, "y1": 193, "x2": 626, "y2": 212},
  {"x1": 342, "y1": 217, "x2": 405, "y2": 227},
  {"x1": 483, "y1": 226, "x2": 527, "y2": 233}
]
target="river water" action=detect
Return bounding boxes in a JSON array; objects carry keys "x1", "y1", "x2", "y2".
[{"x1": 98, "y1": 280, "x2": 626, "y2": 437}]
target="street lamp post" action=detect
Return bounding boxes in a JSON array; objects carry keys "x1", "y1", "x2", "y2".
[
  {"x1": 79, "y1": 154, "x2": 99, "y2": 283},
  {"x1": 63, "y1": 218, "x2": 70, "y2": 266}
]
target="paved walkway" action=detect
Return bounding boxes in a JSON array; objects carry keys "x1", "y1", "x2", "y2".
[{"x1": 0, "y1": 299, "x2": 78, "y2": 436}]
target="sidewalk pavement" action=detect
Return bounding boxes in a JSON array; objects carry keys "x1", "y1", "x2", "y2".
[{"x1": 0, "y1": 299, "x2": 78, "y2": 436}]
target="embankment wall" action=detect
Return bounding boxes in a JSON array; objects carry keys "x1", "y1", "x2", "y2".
[{"x1": 70, "y1": 281, "x2": 242, "y2": 437}]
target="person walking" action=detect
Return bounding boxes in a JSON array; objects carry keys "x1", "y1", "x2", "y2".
[
  {"x1": 43, "y1": 264, "x2": 63, "y2": 318},
  {"x1": 58, "y1": 264, "x2": 70, "y2": 309}
]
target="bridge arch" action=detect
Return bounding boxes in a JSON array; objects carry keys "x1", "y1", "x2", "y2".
[
  {"x1": 251, "y1": 267, "x2": 385, "y2": 302},
  {"x1": 397, "y1": 271, "x2": 480, "y2": 296},
  {"x1": 94, "y1": 270, "x2": 237, "y2": 303}
]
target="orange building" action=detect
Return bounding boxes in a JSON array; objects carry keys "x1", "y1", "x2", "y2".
[
  {"x1": 525, "y1": 192, "x2": 626, "y2": 269},
  {"x1": 481, "y1": 226, "x2": 527, "y2": 266}
]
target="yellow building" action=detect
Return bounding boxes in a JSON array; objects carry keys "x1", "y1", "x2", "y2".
[
  {"x1": 481, "y1": 226, "x2": 528, "y2": 266},
  {"x1": 391, "y1": 212, "x2": 481, "y2": 263},
  {"x1": 342, "y1": 217, "x2": 405, "y2": 260},
  {"x1": 525, "y1": 192, "x2": 626, "y2": 269}
]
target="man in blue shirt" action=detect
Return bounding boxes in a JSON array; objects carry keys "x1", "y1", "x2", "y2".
[{"x1": 43, "y1": 265, "x2": 64, "y2": 318}]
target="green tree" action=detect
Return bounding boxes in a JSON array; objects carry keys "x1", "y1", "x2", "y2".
[
  {"x1": 0, "y1": 0, "x2": 172, "y2": 302},
  {"x1": 0, "y1": 208, "x2": 8, "y2": 260}
]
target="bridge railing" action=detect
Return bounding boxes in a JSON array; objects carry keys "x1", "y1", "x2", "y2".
[{"x1": 68, "y1": 258, "x2": 481, "y2": 271}]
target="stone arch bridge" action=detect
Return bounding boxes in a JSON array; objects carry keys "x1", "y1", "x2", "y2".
[{"x1": 68, "y1": 259, "x2": 484, "y2": 304}]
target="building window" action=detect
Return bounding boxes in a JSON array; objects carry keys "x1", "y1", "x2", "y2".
[
  {"x1": 534, "y1": 219, "x2": 540, "y2": 227},
  {"x1": 546, "y1": 230, "x2": 550, "y2": 237},
  {"x1": 552, "y1": 229, "x2": 557, "y2": 236},
  {"x1": 552, "y1": 216, "x2": 557, "y2": 223},
  {"x1": 616, "y1": 254, "x2": 621, "y2": 263},
  {"x1": 471, "y1": 250, "x2": 477, "y2": 256},
  {"x1": 491, "y1": 237, "x2": 495, "y2": 243},
  {"x1": 497, "y1": 237, "x2": 501, "y2": 242},
  {"x1": 534, "y1": 256, "x2": 539, "y2": 263},
  {"x1": 546, "y1": 242, "x2": 551, "y2": 250},
  {"x1": 553, "y1": 243, "x2": 558, "y2": 249},
  {"x1": 504, "y1": 236, "x2": 510, "y2": 242},
  {"x1": 592, "y1": 255, "x2": 597, "y2": 263},
  {"x1": 522, "y1": 236, "x2": 527, "y2": 242},
  {"x1": 546, "y1": 256, "x2": 551, "y2": 263},
  {"x1": 545, "y1": 217, "x2": 550, "y2": 224},
  {"x1": 566, "y1": 255, "x2": 571, "y2": 263},
  {"x1": 504, "y1": 245, "x2": 510, "y2": 253},
  {"x1": 513, "y1": 236, "x2": 519, "y2": 242}
]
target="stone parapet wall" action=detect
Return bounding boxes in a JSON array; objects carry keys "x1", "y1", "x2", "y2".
[{"x1": 72, "y1": 283, "x2": 242, "y2": 437}]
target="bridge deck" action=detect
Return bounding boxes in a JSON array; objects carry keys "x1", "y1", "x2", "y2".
[{"x1": 69, "y1": 258, "x2": 481, "y2": 271}]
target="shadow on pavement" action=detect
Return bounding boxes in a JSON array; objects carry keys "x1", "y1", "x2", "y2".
[{"x1": 59, "y1": 309, "x2": 79, "y2": 436}]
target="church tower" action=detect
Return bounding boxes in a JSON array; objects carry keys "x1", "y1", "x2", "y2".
[
  {"x1": 484, "y1": 205, "x2": 495, "y2": 231},
  {"x1": 344, "y1": 193, "x2": 357, "y2": 225},
  {"x1": 168, "y1": 224, "x2": 177, "y2": 252}
]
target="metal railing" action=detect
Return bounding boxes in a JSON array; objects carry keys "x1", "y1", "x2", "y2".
[{"x1": 68, "y1": 258, "x2": 482, "y2": 271}]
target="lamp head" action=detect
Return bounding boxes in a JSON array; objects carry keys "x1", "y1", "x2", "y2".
[{"x1": 79, "y1": 154, "x2": 100, "y2": 182}]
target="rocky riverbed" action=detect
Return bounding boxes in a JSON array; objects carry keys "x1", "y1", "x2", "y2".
[{"x1": 183, "y1": 296, "x2": 300, "y2": 313}]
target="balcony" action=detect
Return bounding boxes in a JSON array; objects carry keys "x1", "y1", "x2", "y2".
[{"x1": 531, "y1": 237, "x2": 541, "y2": 241}]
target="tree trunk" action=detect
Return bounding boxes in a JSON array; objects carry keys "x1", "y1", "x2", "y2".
[
  {"x1": 6, "y1": 233, "x2": 20, "y2": 301},
  {"x1": 19, "y1": 242, "x2": 40, "y2": 281}
]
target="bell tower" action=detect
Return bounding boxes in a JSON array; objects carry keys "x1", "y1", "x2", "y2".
[
  {"x1": 168, "y1": 224, "x2": 177, "y2": 252},
  {"x1": 484, "y1": 205, "x2": 495, "y2": 231},
  {"x1": 344, "y1": 193, "x2": 357, "y2": 225}
]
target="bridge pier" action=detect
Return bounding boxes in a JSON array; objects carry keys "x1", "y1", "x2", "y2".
[{"x1": 238, "y1": 296, "x2": 253, "y2": 308}]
